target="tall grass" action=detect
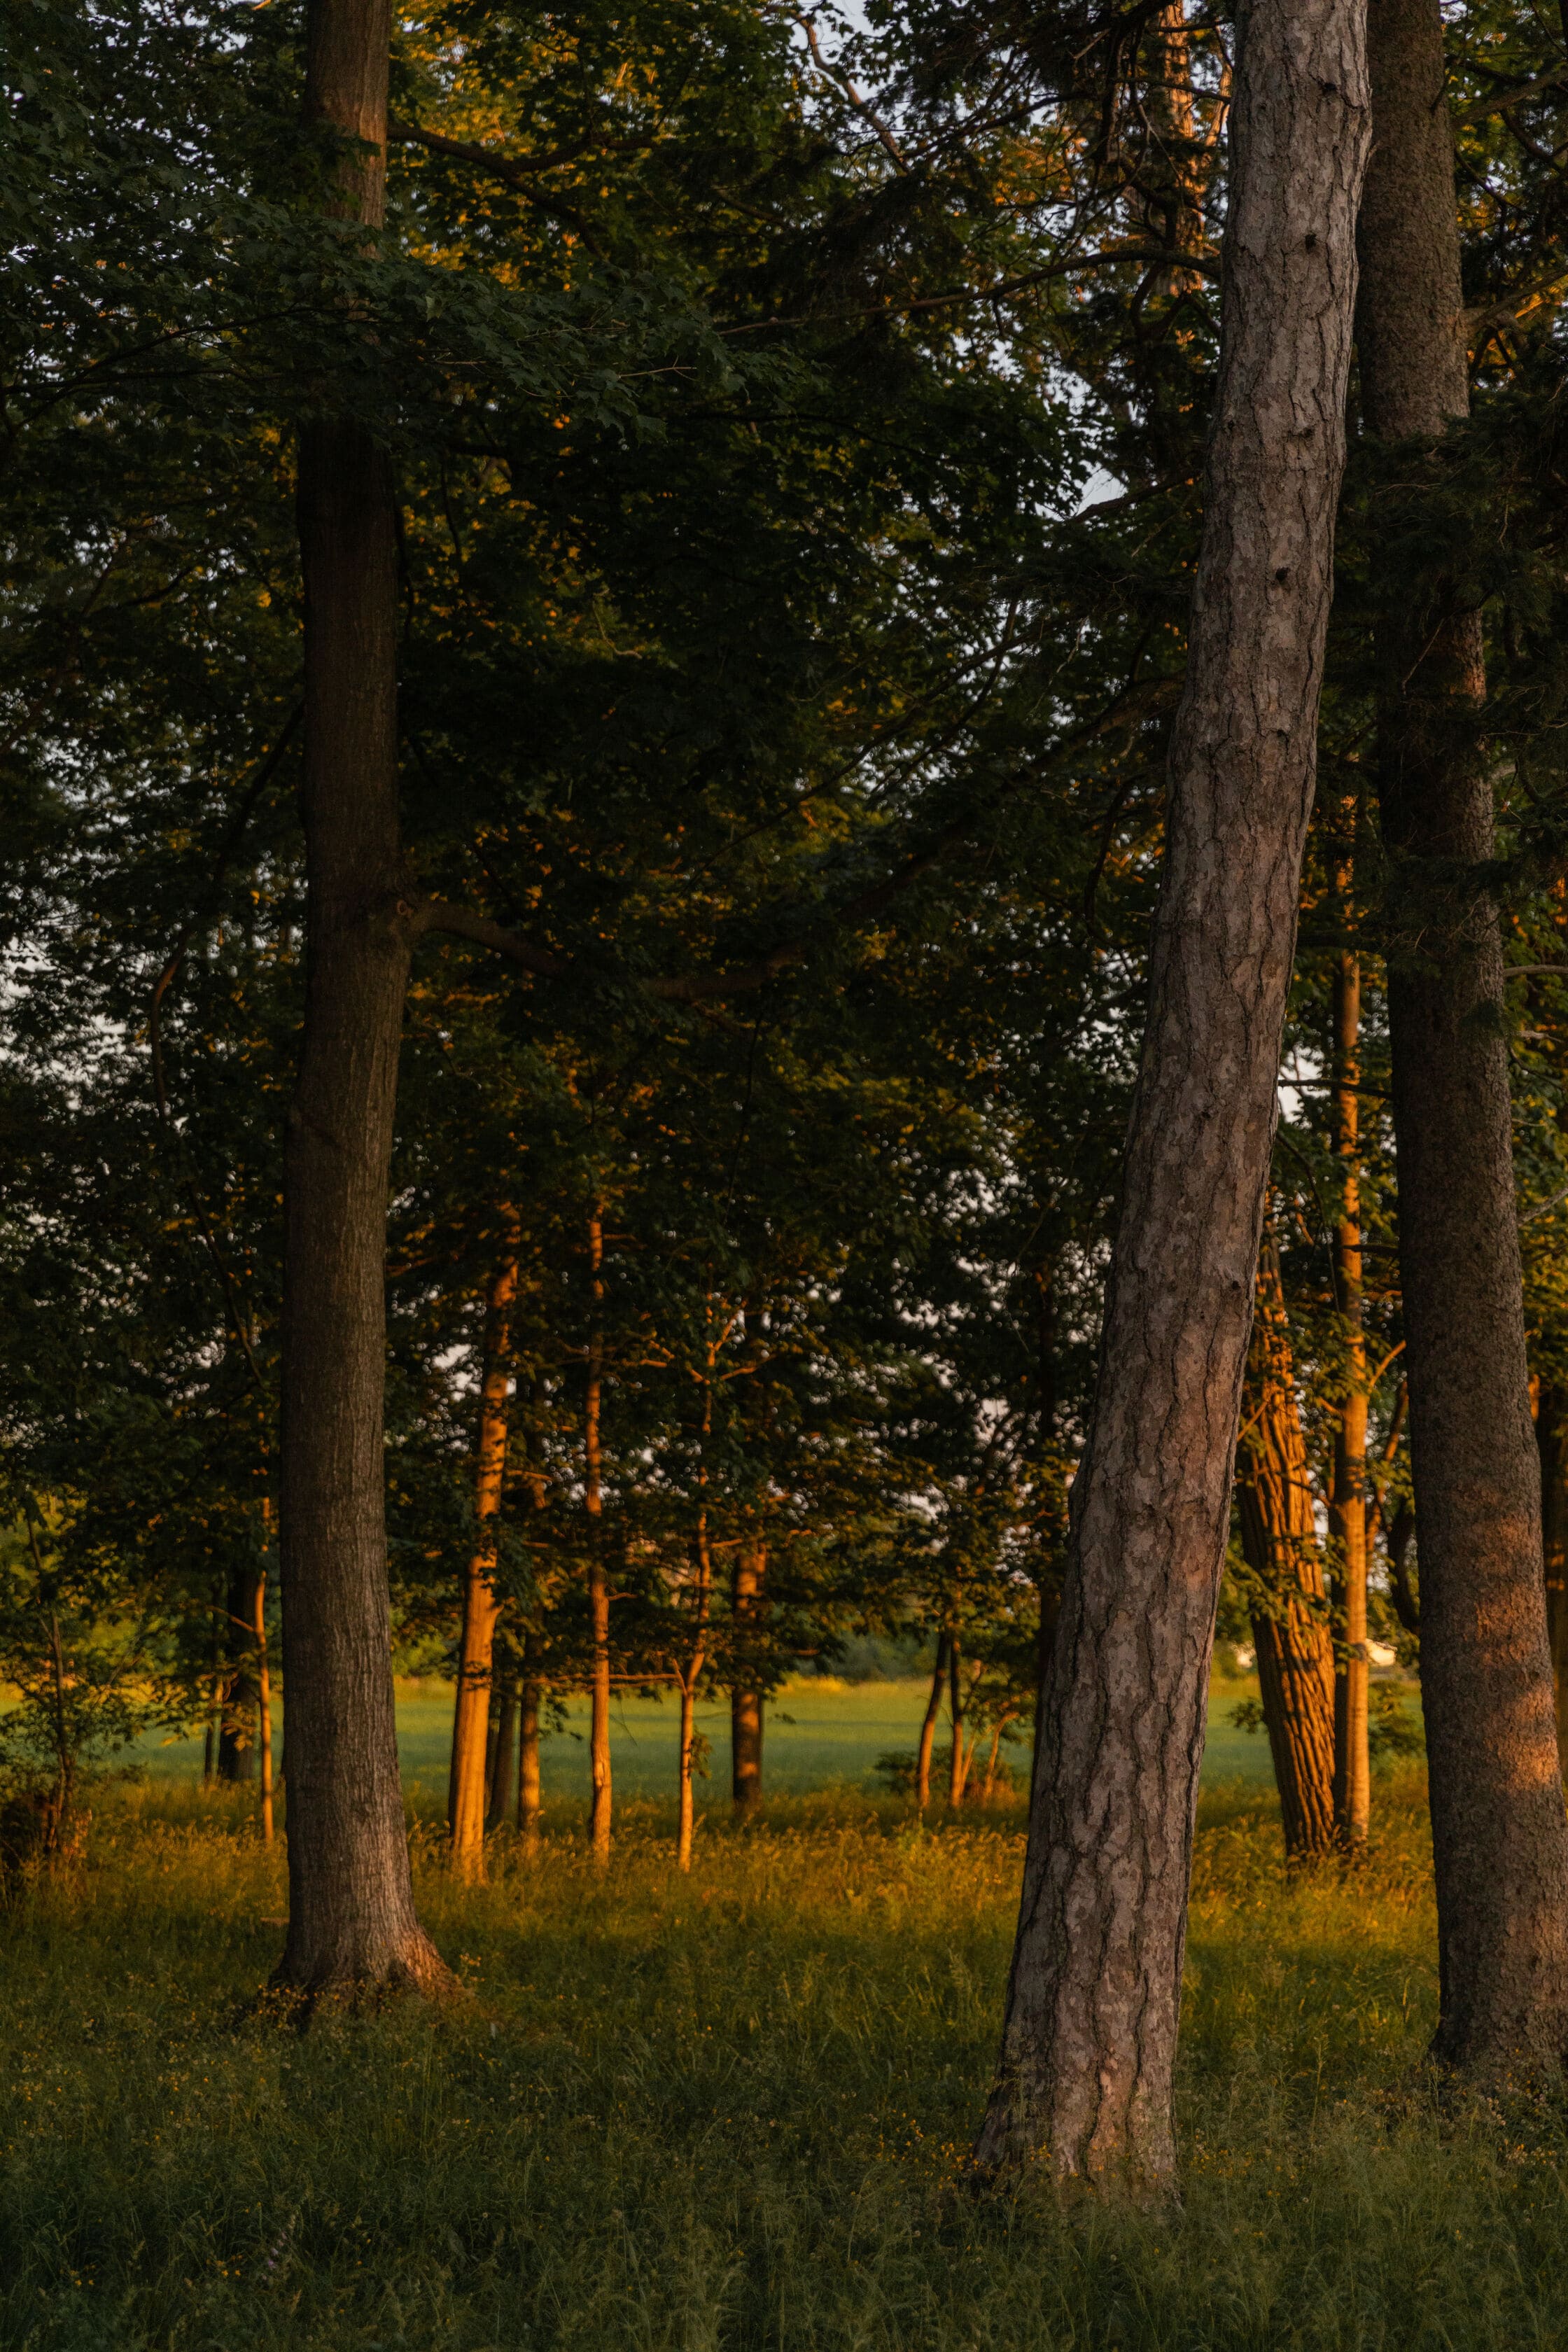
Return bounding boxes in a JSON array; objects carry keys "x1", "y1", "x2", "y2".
[{"x1": 3, "y1": 1772, "x2": 1564, "y2": 2350}]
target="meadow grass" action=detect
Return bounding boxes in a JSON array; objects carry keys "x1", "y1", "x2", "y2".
[
  {"x1": 4, "y1": 1759, "x2": 1565, "y2": 2351},
  {"x1": 134, "y1": 1673, "x2": 1285, "y2": 1796}
]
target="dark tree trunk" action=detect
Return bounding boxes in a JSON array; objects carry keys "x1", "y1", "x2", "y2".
[
  {"x1": 730, "y1": 1538, "x2": 766, "y2": 1816},
  {"x1": 274, "y1": 0, "x2": 449, "y2": 2001},
  {"x1": 1357, "y1": 0, "x2": 1568, "y2": 2072},
  {"x1": 1237, "y1": 1242, "x2": 1338, "y2": 1862},
  {"x1": 975, "y1": 0, "x2": 1368, "y2": 2183},
  {"x1": 488, "y1": 1660, "x2": 518, "y2": 1827}
]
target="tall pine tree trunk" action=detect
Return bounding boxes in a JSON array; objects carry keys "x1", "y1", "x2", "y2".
[
  {"x1": 449, "y1": 1238, "x2": 520, "y2": 1879},
  {"x1": 974, "y1": 0, "x2": 1368, "y2": 2182},
  {"x1": 1237, "y1": 1240, "x2": 1338, "y2": 1863},
  {"x1": 274, "y1": 0, "x2": 450, "y2": 1998},
  {"x1": 1329, "y1": 937, "x2": 1370, "y2": 1842},
  {"x1": 1357, "y1": 0, "x2": 1568, "y2": 2071}
]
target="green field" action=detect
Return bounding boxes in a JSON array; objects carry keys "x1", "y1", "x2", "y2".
[{"x1": 141, "y1": 1672, "x2": 1286, "y2": 1805}]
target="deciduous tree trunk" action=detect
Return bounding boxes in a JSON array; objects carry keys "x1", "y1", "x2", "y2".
[
  {"x1": 274, "y1": 0, "x2": 449, "y2": 2001},
  {"x1": 916, "y1": 1631, "x2": 949, "y2": 1811},
  {"x1": 1236, "y1": 1241, "x2": 1338, "y2": 1862},
  {"x1": 947, "y1": 1636, "x2": 967, "y2": 1809},
  {"x1": 1329, "y1": 938, "x2": 1370, "y2": 1843},
  {"x1": 1357, "y1": 0, "x2": 1568, "y2": 2073},
  {"x1": 730, "y1": 1538, "x2": 765, "y2": 1816},
  {"x1": 489, "y1": 1656, "x2": 518, "y2": 1826},
  {"x1": 449, "y1": 1238, "x2": 521, "y2": 1878},
  {"x1": 975, "y1": 0, "x2": 1368, "y2": 2183}
]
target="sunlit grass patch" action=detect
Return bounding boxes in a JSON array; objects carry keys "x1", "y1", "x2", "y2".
[{"x1": 3, "y1": 1770, "x2": 1563, "y2": 2351}]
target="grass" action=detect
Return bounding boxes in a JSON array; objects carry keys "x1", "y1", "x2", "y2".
[{"x1": 4, "y1": 1754, "x2": 1564, "y2": 2351}]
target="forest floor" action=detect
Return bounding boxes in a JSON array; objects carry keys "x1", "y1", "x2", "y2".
[{"x1": 5, "y1": 1765, "x2": 1567, "y2": 2350}]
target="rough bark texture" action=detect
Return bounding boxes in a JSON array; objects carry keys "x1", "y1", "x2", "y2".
[
  {"x1": 1357, "y1": 0, "x2": 1568, "y2": 2071},
  {"x1": 975, "y1": 0, "x2": 1368, "y2": 2183},
  {"x1": 1329, "y1": 944, "x2": 1370, "y2": 1842},
  {"x1": 1237, "y1": 1242, "x2": 1338, "y2": 1863},
  {"x1": 274, "y1": 0, "x2": 449, "y2": 2001},
  {"x1": 730, "y1": 1539, "x2": 766, "y2": 1816},
  {"x1": 449, "y1": 1242, "x2": 520, "y2": 1877}
]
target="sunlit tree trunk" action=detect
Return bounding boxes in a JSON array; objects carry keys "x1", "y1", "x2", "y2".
[
  {"x1": 676, "y1": 1357, "x2": 716, "y2": 1869},
  {"x1": 449, "y1": 1237, "x2": 521, "y2": 1880},
  {"x1": 1357, "y1": 0, "x2": 1568, "y2": 2071},
  {"x1": 915, "y1": 1631, "x2": 949, "y2": 1811},
  {"x1": 1237, "y1": 1240, "x2": 1338, "y2": 1861},
  {"x1": 947, "y1": 1636, "x2": 967, "y2": 1809},
  {"x1": 1329, "y1": 934, "x2": 1370, "y2": 1843},
  {"x1": 975, "y1": 0, "x2": 1368, "y2": 2181},
  {"x1": 274, "y1": 0, "x2": 450, "y2": 2001}
]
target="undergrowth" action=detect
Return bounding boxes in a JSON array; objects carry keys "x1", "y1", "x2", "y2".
[{"x1": 3, "y1": 1770, "x2": 1565, "y2": 2350}]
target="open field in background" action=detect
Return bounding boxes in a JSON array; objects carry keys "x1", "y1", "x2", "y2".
[
  {"x1": 5, "y1": 1767, "x2": 1565, "y2": 2352},
  {"x1": 134, "y1": 1672, "x2": 1327, "y2": 1802}
]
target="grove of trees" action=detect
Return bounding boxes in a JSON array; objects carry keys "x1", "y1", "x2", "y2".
[{"x1": 7, "y1": 0, "x2": 1568, "y2": 2196}]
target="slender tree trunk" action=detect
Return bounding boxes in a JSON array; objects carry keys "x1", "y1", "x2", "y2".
[
  {"x1": 255, "y1": 1562, "x2": 274, "y2": 1844},
  {"x1": 1357, "y1": 0, "x2": 1568, "y2": 2071},
  {"x1": 585, "y1": 1209, "x2": 611, "y2": 1861},
  {"x1": 449, "y1": 1238, "x2": 521, "y2": 1879},
  {"x1": 975, "y1": 0, "x2": 1368, "y2": 2183},
  {"x1": 489, "y1": 1658, "x2": 518, "y2": 1826},
  {"x1": 947, "y1": 1637, "x2": 966, "y2": 1809},
  {"x1": 1329, "y1": 939, "x2": 1371, "y2": 1843},
  {"x1": 517, "y1": 1656, "x2": 542, "y2": 1847},
  {"x1": 916, "y1": 1631, "x2": 950, "y2": 1812},
  {"x1": 678, "y1": 1408, "x2": 715, "y2": 1870},
  {"x1": 730, "y1": 1538, "x2": 765, "y2": 1816},
  {"x1": 1237, "y1": 1241, "x2": 1338, "y2": 1861},
  {"x1": 204, "y1": 1598, "x2": 221, "y2": 1784},
  {"x1": 274, "y1": 0, "x2": 449, "y2": 2001}
]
